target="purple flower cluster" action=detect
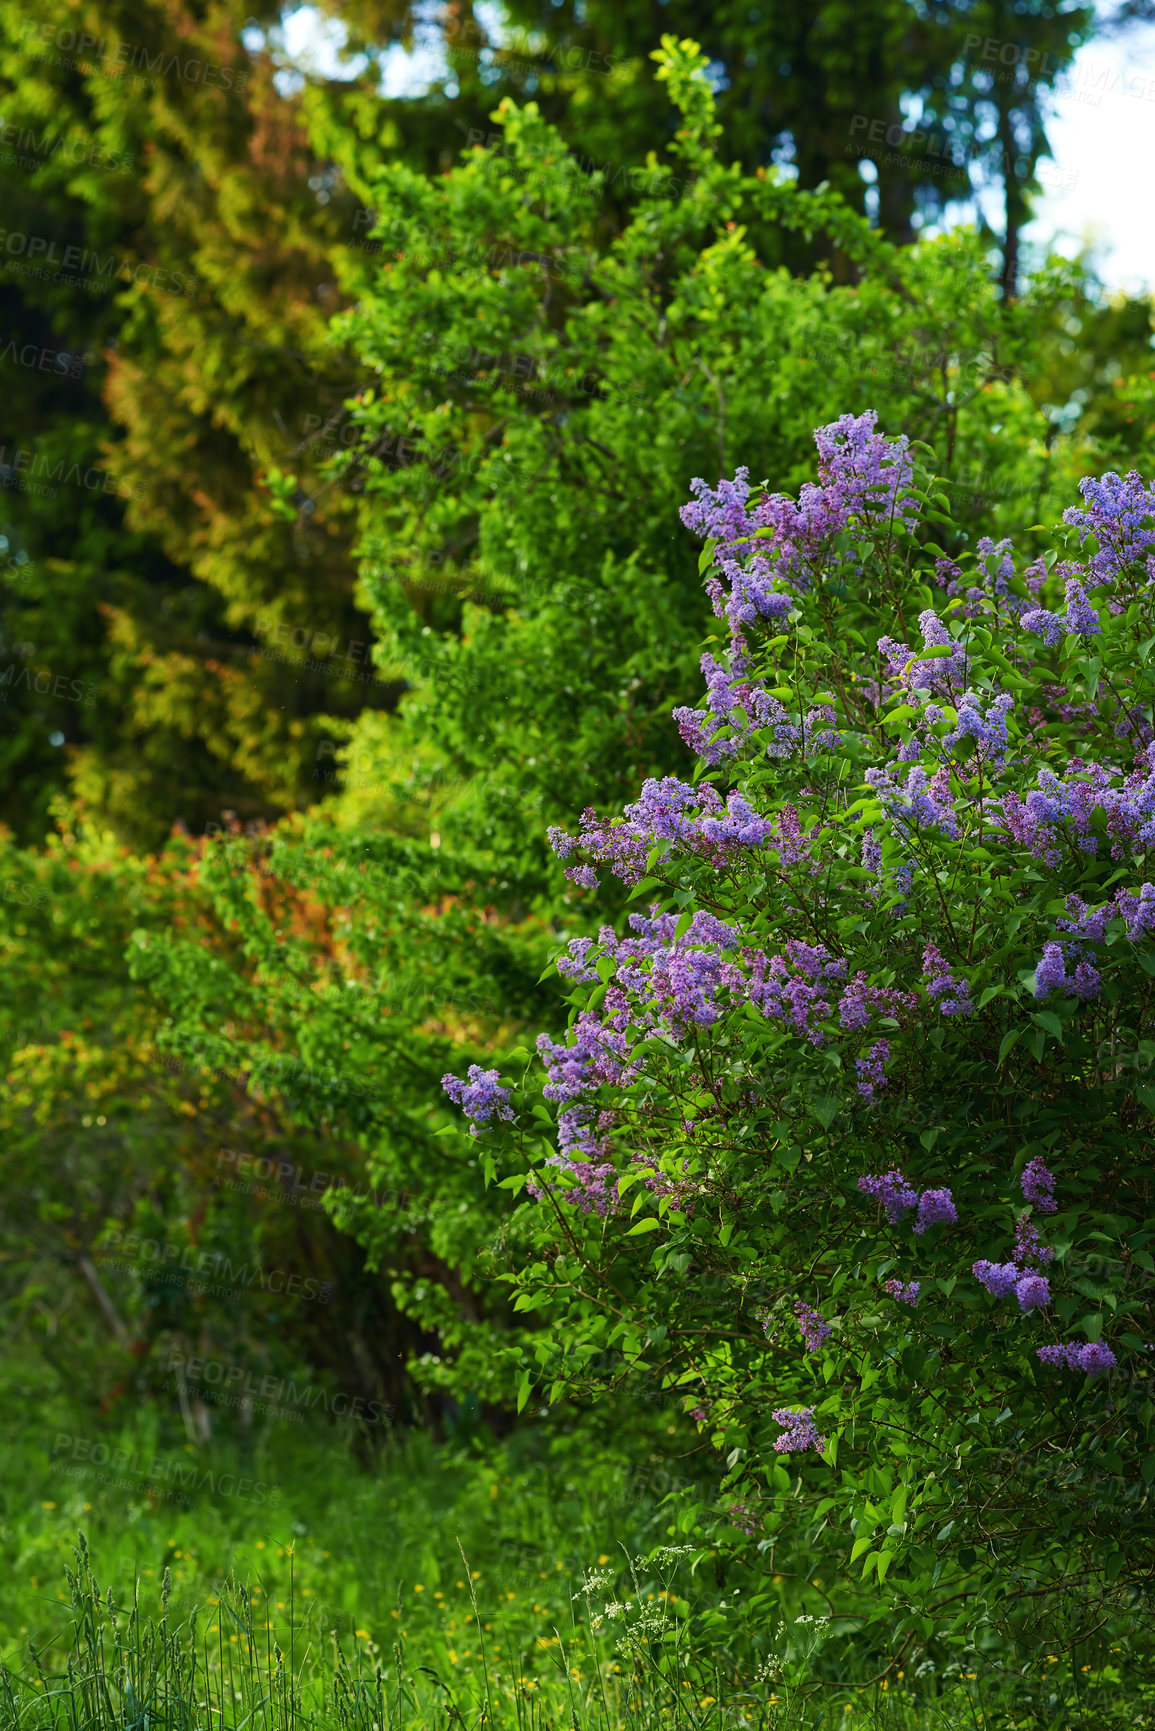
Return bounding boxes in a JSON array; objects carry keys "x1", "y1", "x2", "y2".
[
  {"x1": 864, "y1": 763, "x2": 958, "y2": 842},
  {"x1": 883, "y1": 1279, "x2": 921, "y2": 1306},
  {"x1": 973, "y1": 1259, "x2": 1050, "y2": 1310},
  {"x1": 528, "y1": 1157, "x2": 620, "y2": 1217},
  {"x1": 681, "y1": 412, "x2": 918, "y2": 636},
  {"x1": 770, "y1": 1406, "x2": 827, "y2": 1454},
  {"x1": 1000, "y1": 745, "x2": 1155, "y2": 866},
  {"x1": 915, "y1": 1187, "x2": 958, "y2": 1234},
  {"x1": 441, "y1": 1065, "x2": 514, "y2": 1129},
  {"x1": 1037, "y1": 1341, "x2": 1117, "y2": 1377},
  {"x1": 921, "y1": 944, "x2": 975, "y2": 1017},
  {"x1": 1020, "y1": 1157, "x2": 1058, "y2": 1214},
  {"x1": 1033, "y1": 941, "x2": 1101, "y2": 1002},
  {"x1": 838, "y1": 974, "x2": 917, "y2": 1033},
  {"x1": 973, "y1": 1260, "x2": 1020, "y2": 1298},
  {"x1": 1015, "y1": 1273, "x2": 1051, "y2": 1310},
  {"x1": 1022, "y1": 578, "x2": 1102, "y2": 648},
  {"x1": 943, "y1": 690, "x2": 1015, "y2": 765},
  {"x1": 1057, "y1": 883, "x2": 1155, "y2": 945},
  {"x1": 794, "y1": 1299, "x2": 832, "y2": 1354},
  {"x1": 858, "y1": 1172, "x2": 955, "y2": 1232},
  {"x1": 858, "y1": 1169, "x2": 918, "y2": 1223},
  {"x1": 854, "y1": 1039, "x2": 890, "y2": 1100},
  {"x1": 879, "y1": 609, "x2": 967, "y2": 698},
  {"x1": 1013, "y1": 1213, "x2": 1054, "y2": 1266},
  {"x1": 672, "y1": 639, "x2": 841, "y2": 766},
  {"x1": 549, "y1": 778, "x2": 775, "y2": 887},
  {"x1": 1062, "y1": 469, "x2": 1155, "y2": 585}
]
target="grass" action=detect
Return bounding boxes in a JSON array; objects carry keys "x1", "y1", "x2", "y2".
[{"x1": 0, "y1": 1384, "x2": 1150, "y2": 1730}]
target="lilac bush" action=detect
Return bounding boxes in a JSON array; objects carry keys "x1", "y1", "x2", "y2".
[{"x1": 443, "y1": 413, "x2": 1155, "y2": 1637}]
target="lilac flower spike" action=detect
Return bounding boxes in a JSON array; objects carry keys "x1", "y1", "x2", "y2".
[
  {"x1": 1037, "y1": 1341, "x2": 1116, "y2": 1377},
  {"x1": 915, "y1": 1187, "x2": 957, "y2": 1234},
  {"x1": 973, "y1": 1260, "x2": 1020, "y2": 1298},
  {"x1": 883, "y1": 1279, "x2": 921, "y2": 1306},
  {"x1": 921, "y1": 945, "x2": 974, "y2": 1017},
  {"x1": 794, "y1": 1300, "x2": 831, "y2": 1354},
  {"x1": 1021, "y1": 1156, "x2": 1058, "y2": 1215},
  {"x1": 1015, "y1": 1273, "x2": 1051, "y2": 1311},
  {"x1": 1064, "y1": 578, "x2": 1101, "y2": 639},
  {"x1": 1033, "y1": 941, "x2": 1101, "y2": 1002},
  {"x1": 441, "y1": 1065, "x2": 515, "y2": 1129},
  {"x1": 858, "y1": 1170, "x2": 918, "y2": 1223},
  {"x1": 1063, "y1": 469, "x2": 1155, "y2": 584},
  {"x1": 770, "y1": 1406, "x2": 827, "y2": 1454}
]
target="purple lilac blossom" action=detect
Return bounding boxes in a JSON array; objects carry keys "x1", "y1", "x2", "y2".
[
  {"x1": 973, "y1": 1260, "x2": 1020, "y2": 1298},
  {"x1": 1063, "y1": 470, "x2": 1155, "y2": 585},
  {"x1": 1021, "y1": 1156, "x2": 1058, "y2": 1214},
  {"x1": 770, "y1": 1406, "x2": 827, "y2": 1454},
  {"x1": 858, "y1": 1170, "x2": 918, "y2": 1223},
  {"x1": 1000, "y1": 743, "x2": 1155, "y2": 866},
  {"x1": 681, "y1": 413, "x2": 918, "y2": 635},
  {"x1": 1013, "y1": 1213, "x2": 1054, "y2": 1266},
  {"x1": 1064, "y1": 578, "x2": 1101, "y2": 638},
  {"x1": 1033, "y1": 941, "x2": 1101, "y2": 1002},
  {"x1": 855, "y1": 1039, "x2": 891, "y2": 1100},
  {"x1": 794, "y1": 1300, "x2": 832, "y2": 1353},
  {"x1": 915, "y1": 1187, "x2": 957, "y2": 1234},
  {"x1": 1037, "y1": 1341, "x2": 1116, "y2": 1376},
  {"x1": 1058, "y1": 883, "x2": 1155, "y2": 945},
  {"x1": 944, "y1": 690, "x2": 1014, "y2": 765},
  {"x1": 1015, "y1": 1273, "x2": 1051, "y2": 1311},
  {"x1": 883, "y1": 1279, "x2": 921, "y2": 1306},
  {"x1": 864, "y1": 763, "x2": 958, "y2": 841},
  {"x1": 879, "y1": 610, "x2": 967, "y2": 698},
  {"x1": 921, "y1": 944, "x2": 974, "y2": 1017},
  {"x1": 441, "y1": 1065, "x2": 514, "y2": 1127},
  {"x1": 1022, "y1": 607, "x2": 1065, "y2": 648},
  {"x1": 838, "y1": 974, "x2": 917, "y2": 1033}
]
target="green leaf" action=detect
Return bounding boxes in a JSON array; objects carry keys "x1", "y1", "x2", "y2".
[
  {"x1": 809, "y1": 1095, "x2": 840, "y2": 1130},
  {"x1": 626, "y1": 1216, "x2": 661, "y2": 1235},
  {"x1": 997, "y1": 1027, "x2": 1024, "y2": 1066}
]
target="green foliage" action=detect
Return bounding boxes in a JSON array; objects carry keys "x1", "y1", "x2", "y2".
[
  {"x1": 441, "y1": 418, "x2": 1155, "y2": 1650},
  {"x1": 0, "y1": 1415, "x2": 1150, "y2": 1727},
  {"x1": 120, "y1": 41, "x2": 1155, "y2": 1525}
]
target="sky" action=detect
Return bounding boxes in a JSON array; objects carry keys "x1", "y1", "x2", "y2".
[
  {"x1": 1017, "y1": 19, "x2": 1155, "y2": 294},
  {"x1": 273, "y1": 4, "x2": 1155, "y2": 297}
]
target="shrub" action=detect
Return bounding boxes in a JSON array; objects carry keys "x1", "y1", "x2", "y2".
[{"x1": 444, "y1": 411, "x2": 1155, "y2": 1652}]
